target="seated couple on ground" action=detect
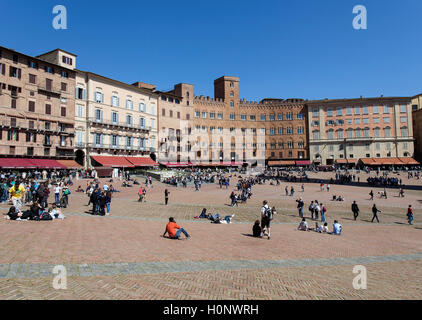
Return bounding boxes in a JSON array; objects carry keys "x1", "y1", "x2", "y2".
[
  {"x1": 197, "y1": 208, "x2": 234, "y2": 224},
  {"x1": 163, "y1": 217, "x2": 190, "y2": 240},
  {"x1": 297, "y1": 218, "x2": 342, "y2": 235}
]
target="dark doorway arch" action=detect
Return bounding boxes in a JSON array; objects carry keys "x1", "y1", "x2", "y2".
[{"x1": 75, "y1": 150, "x2": 85, "y2": 166}]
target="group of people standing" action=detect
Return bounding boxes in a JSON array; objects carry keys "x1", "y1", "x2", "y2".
[{"x1": 86, "y1": 181, "x2": 112, "y2": 216}]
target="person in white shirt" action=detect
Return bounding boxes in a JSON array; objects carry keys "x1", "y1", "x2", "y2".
[
  {"x1": 54, "y1": 185, "x2": 61, "y2": 206},
  {"x1": 316, "y1": 222, "x2": 329, "y2": 233},
  {"x1": 297, "y1": 218, "x2": 308, "y2": 231},
  {"x1": 48, "y1": 204, "x2": 65, "y2": 220},
  {"x1": 332, "y1": 220, "x2": 342, "y2": 235},
  {"x1": 103, "y1": 184, "x2": 109, "y2": 192},
  {"x1": 314, "y1": 202, "x2": 321, "y2": 220}
]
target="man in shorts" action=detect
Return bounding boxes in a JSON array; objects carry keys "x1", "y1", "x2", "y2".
[
  {"x1": 260, "y1": 200, "x2": 273, "y2": 240},
  {"x1": 9, "y1": 180, "x2": 25, "y2": 211}
]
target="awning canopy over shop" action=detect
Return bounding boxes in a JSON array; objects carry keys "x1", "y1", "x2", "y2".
[
  {"x1": 0, "y1": 158, "x2": 37, "y2": 169},
  {"x1": 359, "y1": 157, "x2": 419, "y2": 166},
  {"x1": 280, "y1": 160, "x2": 296, "y2": 166},
  {"x1": 296, "y1": 160, "x2": 311, "y2": 166},
  {"x1": 28, "y1": 159, "x2": 67, "y2": 169},
  {"x1": 160, "y1": 162, "x2": 192, "y2": 168},
  {"x1": 126, "y1": 157, "x2": 158, "y2": 167},
  {"x1": 91, "y1": 156, "x2": 135, "y2": 168},
  {"x1": 57, "y1": 160, "x2": 83, "y2": 169}
]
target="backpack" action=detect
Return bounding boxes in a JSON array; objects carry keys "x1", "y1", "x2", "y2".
[
  {"x1": 322, "y1": 206, "x2": 327, "y2": 213},
  {"x1": 263, "y1": 207, "x2": 273, "y2": 220},
  {"x1": 38, "y1": 211, "x2": 53, "y2": 221}
]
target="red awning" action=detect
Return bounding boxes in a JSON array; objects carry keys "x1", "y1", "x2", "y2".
[
  {"x1": 91, "y1": 156, "x2": 135, "y2": 168},
  {"x1": 160, "y1": 162, "x2": 191, "y2": 168},
  {"x1": 126, "y1": 157, "x2": 158, "y2": 167},
  {"x1": 398, "y1": 157, "x2": 420, "y2": 165},
  {"x1": 281, "y1": 160, "x2": 296, "y2": 166},
  {"x1": 296, "y1": 160, "x2": 311, "y2": 166},
  {"x1": 57, "y1": 160, "x2": 83, "y2": 169},
  {"x1": 220, "y1": 162, "x2": 243, "y2": 167},
  {"x1": 29, "y1": 159, "x2": 67, "y2": 169},
  {"x1": 268, "y1": 161, "x2": 281, "y2": 166},
  {"x1": 0, "y1": 158, "x2": 37, "y2": 169}
]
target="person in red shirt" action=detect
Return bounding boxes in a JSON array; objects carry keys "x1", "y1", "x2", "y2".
[
  {"x1": 163, "y1": 217, "x2": 190, "y2": 239},
  {"x1": 407, "y1": 205, "x2": 414, "y2": 225}
]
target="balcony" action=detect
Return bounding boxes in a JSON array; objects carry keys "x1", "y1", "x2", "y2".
[
  {"x1": 37, "y1": 85, "x2": 61, "y2": 97},
  {"x1": 88, "y1": 118, "x2": 151, "y2": 133}
]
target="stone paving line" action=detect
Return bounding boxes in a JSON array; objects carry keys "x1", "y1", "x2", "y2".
[{"x1": 1, "y1": 252, "x2": 421, "y2": 280}]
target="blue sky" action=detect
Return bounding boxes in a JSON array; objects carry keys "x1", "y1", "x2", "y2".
[{"x1": 1, "y1": 0, "x2": 421, "y2": 101}]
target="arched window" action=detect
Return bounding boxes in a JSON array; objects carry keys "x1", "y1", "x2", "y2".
[{"x1": 400, "y1": 127, "x2": 408, "y2": 137}]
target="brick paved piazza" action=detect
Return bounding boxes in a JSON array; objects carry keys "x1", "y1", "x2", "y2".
[{"x1": 1, "y1": 173, "x2": 422, "y2": 300}]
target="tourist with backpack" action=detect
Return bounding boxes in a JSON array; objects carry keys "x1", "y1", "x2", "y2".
[{"x1": 260, "y1": 200, "x2": 274, "y2": 240}]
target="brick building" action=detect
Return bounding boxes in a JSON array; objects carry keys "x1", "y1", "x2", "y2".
[
  {"x1": 307, "y1": 97, "x2": 414, "y2": 165},
  {"x1": 0, "y1": 46, "x2": 76, "y2": 159},
  {"x1": 186, "y1": 76, "x2": 309, "y2": 167},
  {"x1": 157, "y1": 83, "x2": 194, "y2": 164}
]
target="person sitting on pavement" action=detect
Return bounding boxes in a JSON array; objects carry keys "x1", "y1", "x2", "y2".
[
  {"x1": 162, "y1": 217, "x2": 190, "y2": 240},
  {"x1": 199, "y1": 208, "x2": 208, "y2": 219},
  {"x1": 48, "y1": 204, "x2": 66, "y2": 220},
  {"x1": 252, "y1": 220, "x2": 261, "y2": 237},
  {"x1": 297, "y1": 218, "x2": 309, "y2": 231},
  {"x1": 4, "y1": 206, "x2": 30, "y2": 221},
  {"x1": 332, "y1": 220, "x2": 342, "y2": 235},
  {"x1": 212, "y1": 214, "x2": 235, "y2": 224},
  {"x1": 316, "y1": 222, "x2": 329, "y2": 233}
]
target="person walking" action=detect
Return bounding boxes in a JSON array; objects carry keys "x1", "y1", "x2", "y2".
[
  {"x1": 164, "y1": 189, "x2": 170, "y2": 205},
  {"x1": 260, "y1": 200, "x2": 273, "y2": 240},
  {"x1": 8, "y1": 180, "x2": 25, "y2": 211},
  {"x1": 351, "y1": 200, "x2": 360, "y2": 221},
  {"x1": 407, "y1": 205, "x2": 414, "y2": 225},
  {"x1": 369, "y1": 190, "x2": 374, "y2": 201},
  {"x1": 320, "y1": 203, "x2": 327, "y2": 222},
  {"x1": 371, "y1": 204, "x2": 381, "y2": 223}
]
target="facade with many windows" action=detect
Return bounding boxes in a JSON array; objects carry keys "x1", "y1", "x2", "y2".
[
  {"x1": 307, "y1": 97, "x2": 414, "y2": 165},
  {"x1": 157, "y1": 83, "x2": 194, "y2": 163},
  {"x1": 189, "y1": 76, "x2": 308, "y2": 165},
  {"x1": 0, "y1": 47, "x2": 76, "y2": 159},
  {"x1": 74, "y1": 71, "x2": 159, "y2": 168}
]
